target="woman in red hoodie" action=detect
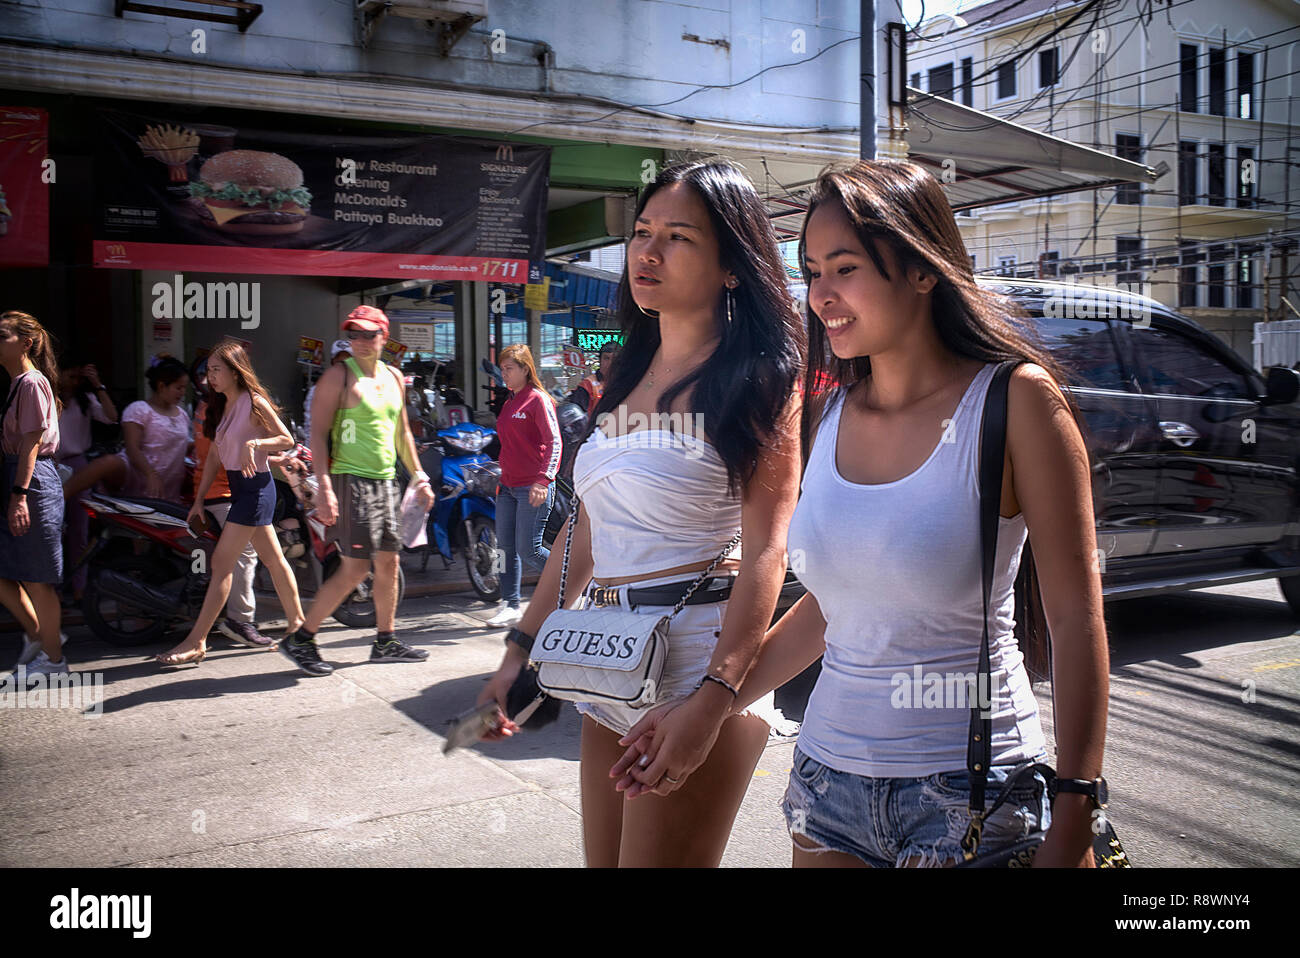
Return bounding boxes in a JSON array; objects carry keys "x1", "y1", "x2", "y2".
[{"x1": 487, "y1": 343, "x2": 561, "y2": 628}]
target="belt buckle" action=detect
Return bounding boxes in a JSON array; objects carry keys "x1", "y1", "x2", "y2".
[{"x1": 592, "y1": 585, "x2": 619, "y2": 607}]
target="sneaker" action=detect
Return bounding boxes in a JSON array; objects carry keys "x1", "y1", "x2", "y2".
[
  {"x1": 278, "y1": 634, "x2": 333, "y2": 677},
  {"x1": 370, "y1": 639, "x2": 430, "y2": 663},
  {"x1": 218, "y1": 618, "x2": 274, "y2": 649},
  {"x1": 18, "y1": 631, "x2": 68, "y2": 666},
  {"x1": 484, "y1": 604, "x2": 523, "y2": 629},
  {"x1": 24, "y1": 651, "x2": 71, "y2": 681}
]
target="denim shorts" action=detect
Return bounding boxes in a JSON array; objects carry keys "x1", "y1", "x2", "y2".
[{"x1": 780, "y1": 745, "x2": 1051, "y2": 867}]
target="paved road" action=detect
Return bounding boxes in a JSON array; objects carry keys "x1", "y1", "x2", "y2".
[{"x1": 2, "y1": 580, "x2": 1297, "y2": 867}]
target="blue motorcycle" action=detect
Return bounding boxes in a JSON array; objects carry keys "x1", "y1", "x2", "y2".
[{"x1": 405, "y1": 421, "x2": 502, "y2": 600}]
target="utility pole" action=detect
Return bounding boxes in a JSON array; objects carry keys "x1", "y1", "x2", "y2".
[{"x1": 862, "y1": 0, "x2": 876, "y2": 159}]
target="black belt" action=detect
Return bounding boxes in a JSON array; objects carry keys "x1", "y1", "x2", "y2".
[{"x1": 589, "y1": 576, "x2": 734, "y2": 609}]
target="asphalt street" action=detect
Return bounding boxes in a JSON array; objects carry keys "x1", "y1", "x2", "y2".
[{"x1": 2, "y1": 579, "x2": 1297, "y2": 868}]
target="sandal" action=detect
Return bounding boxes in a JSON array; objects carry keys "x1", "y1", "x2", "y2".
[{"x1": 156, "y1": 646, "x2": 206, "y2": 668}]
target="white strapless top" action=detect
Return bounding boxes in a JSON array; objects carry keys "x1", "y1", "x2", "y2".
[{"x1": 572, "y1": 427, "x2": 743, "y2": 579}]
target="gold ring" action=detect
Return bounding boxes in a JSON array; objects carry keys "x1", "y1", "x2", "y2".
[{"x1": 664, "y1": 774, "x2": 680, "y2": 784}]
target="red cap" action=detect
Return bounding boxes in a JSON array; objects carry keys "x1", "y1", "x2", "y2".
[{"x1": 343, "y1": 305, "x2": 389, "y2": 336}]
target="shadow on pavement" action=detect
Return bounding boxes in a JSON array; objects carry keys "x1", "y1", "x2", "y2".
[
  {"x1": 1105, "y1": 591, "x2": 1298, "y2": 667},
  {"x1": 390, "y1": 671, "x2": 583, "y2": 763}
]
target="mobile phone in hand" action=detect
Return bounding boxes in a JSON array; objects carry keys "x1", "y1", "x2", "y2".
[
  {"x1": 442, "y1": 701, "x2": 503, "y2": 755},
  {"x1": 187, "y1": 513, "x2": 207, "y2": 537}
]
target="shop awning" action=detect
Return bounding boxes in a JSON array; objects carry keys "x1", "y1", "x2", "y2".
[{"x1": 902, "y1": 88, "x2": 1160, "y2": 211}]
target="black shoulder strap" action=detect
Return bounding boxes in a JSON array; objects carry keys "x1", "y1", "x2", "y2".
[{"x1": 966, "y1": 360, "x2": 1019, "y2": 821}]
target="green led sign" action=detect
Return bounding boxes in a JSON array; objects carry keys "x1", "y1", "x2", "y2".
[{"x1": 574, "y1": 330, "x2": 624, "y2": 351}]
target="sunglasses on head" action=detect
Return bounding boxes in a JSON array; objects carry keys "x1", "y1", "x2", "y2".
[{"x1": 346, "y1": 329, "x2": 382, "y2": 341}]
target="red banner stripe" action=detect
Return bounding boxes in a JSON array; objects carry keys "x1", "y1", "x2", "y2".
[{"x1": 92, "y1": 241, "x2": 529, "y2": 282}]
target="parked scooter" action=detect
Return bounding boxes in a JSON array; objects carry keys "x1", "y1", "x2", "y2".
[
  {"x1": 402, "y1": 419, "x2": 502, "y2": 601},
  {"x1": 74, "y1": 445, "x2": 396, "y2": 646}
]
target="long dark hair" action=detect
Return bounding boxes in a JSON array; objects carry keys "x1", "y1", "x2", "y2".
[
  {"x1": 1, "y1": 310, "x2": 61, "y2": 413},
  {"x1": 202, "y1": 340, "x2": 281, "y2": 440},
  {"x1": 587, "y1": 160, "x2": 805, "y2": 495},
  {"x1": 798, "y1": 160, "x2": 1085, "y2": 681}
]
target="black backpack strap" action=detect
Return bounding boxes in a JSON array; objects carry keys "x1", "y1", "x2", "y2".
[{"x1": 961, "y1": 360, "x2": 1020, "y2": 860}]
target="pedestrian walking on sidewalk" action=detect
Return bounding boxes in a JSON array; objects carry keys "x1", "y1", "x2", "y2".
[
  {"x1": 484, "y1": 343, "x2": 561, "y2": 629},
  {"x1": 280, "y1": 306, "x2": 434, "y2": 675},
  {"x1": 188, "y1": 354, "x2": 273, "y2": 650},
  {"x1": 647, "y1": 160, "x2": 1110, "y2": 867},
  {"x1": 0, "y1": 310, "x2": 69, "y2": 678},
  {"x1": 157, "y1": 341, "x2": 305, "y2": 666},
  {"x1": 477, "y1": 160, "x2": 805, "y2": 867}
]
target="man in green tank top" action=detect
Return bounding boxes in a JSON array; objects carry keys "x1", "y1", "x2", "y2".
[{"x1": 280, "y1": 306, "x2": 435, "y2": 676}]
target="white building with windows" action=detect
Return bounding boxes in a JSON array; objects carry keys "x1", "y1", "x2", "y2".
[{"x1": 906, "y1": 0, "x2": 1300, "y2": 358}]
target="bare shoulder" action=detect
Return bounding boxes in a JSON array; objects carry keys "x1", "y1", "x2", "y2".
[
  {"x1": 316, "y1": 362, "x2": 346, "y2": 390},
  {"x1": 1007, "y1": 362, "x2": 1083, "y2": 456}
]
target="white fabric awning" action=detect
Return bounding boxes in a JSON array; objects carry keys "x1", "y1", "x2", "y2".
[{"x1": 904, "y1": 88, "x2": 1160, "y2": 210}]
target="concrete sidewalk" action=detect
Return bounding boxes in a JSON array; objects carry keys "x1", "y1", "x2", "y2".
[{"x1": 0, "y1": 590, "x2": 801, "y2": 868}]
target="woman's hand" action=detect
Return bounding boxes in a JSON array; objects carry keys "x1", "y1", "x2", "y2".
[
  {"x1": 83, "y1": 364, "x2": 103, "y2": 390},
  {"x1": 613, "y1": 685, "x2": 732, "y2": 798},
  {"x1": 474, "y1": 650, "x2": 526, "y2": 742},
  {"x1": 241, "y1": 439, "x2": 259, "y2": 478},
  {"x1": 608, "y1": 699, "x2": 686, "y2": 792},
  {"x1": 186, "y1": 500, "x2": 204, "y2": 529},
  {"x1": 7, "y1": 496, "x2": 31, "y2": 536},
  {"x1": 528, "y1": 482, "x2": 548, "y2": 508}
]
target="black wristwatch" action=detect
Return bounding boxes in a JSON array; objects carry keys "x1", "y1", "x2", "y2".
[
  {"x1": 10, "y1": 485, "x2": 30, "y2": 498},
  {"x1": 1049, "y1": 776, "x2": 1109, "y2": 809},
  {"x1": 504, "y1": 628, "x2": 535, "y2": 655}
]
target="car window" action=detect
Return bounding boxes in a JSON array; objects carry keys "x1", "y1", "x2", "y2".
[
  {"x1": 1131, "y1": 326, "x2": 1252, "y2": 399},
  {"x1": 1032, "y1": 316, "x2": 1130, "y2": 390}
]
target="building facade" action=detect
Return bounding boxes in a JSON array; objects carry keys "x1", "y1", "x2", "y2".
[{"x1": 905, "y1": 0, "x2": 1300, "y2": 360}]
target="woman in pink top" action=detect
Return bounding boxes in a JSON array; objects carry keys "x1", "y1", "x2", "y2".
[
  {"x1": 156, "y1": 341, "x2": 304, "y2": 667},
  {"x1": 0, "y1": 310, "x2": 69, "y2": 679}
]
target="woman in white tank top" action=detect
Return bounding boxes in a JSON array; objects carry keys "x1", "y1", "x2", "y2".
[
  {"x1": 654, "y1": 161, "x2": 1109, "y2": 867},
  {"x1": 476, "y1": 160, "x2": 805, "y2": 867}
]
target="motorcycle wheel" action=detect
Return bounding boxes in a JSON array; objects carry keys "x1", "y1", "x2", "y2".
[
  {"x1": 465, "y1": 515, "x2": 502, "y2": 601},
  {"x1": 82, "y1": 555, "x2": 177, "y2": 646},
  {"x1": 331, "y1": 559, "x2": 406, "y2": 629}
]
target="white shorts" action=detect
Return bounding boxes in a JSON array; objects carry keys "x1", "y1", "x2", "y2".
[{"x1": 572, "y1": 572, "x2": 787, "y2": 737}]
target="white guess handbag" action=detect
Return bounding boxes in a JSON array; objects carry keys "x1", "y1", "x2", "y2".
[{"x1": 530, "y1": 496, "x2": 740, "y2": 710}]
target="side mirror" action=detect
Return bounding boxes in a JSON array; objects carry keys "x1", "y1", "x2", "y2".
[{"x1": 1263, "y1": 366, "x2": 1300, "y2": 405}]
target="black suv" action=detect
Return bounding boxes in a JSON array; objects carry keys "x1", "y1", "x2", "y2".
[{"x1": 777, "y1": 279, "x2": 1300, "y2": 616}]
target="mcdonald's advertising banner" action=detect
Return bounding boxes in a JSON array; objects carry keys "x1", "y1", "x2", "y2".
[
  {"x1": 0, "y1": 107, "x2": 50, "y2": 268},
  {"x1": 92, "y1": 107, "x2": 549, "y2": 281}
]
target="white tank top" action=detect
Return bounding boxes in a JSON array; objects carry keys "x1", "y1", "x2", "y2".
[
  {"x1": 788, "y1": 363, "x2": 1046, "y2": 777},
  {"x1": 573, "y1": 426, "x2": 743, "y2": 580}
]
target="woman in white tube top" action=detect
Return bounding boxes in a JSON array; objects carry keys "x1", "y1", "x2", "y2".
[{"x1": 477, "y1": 159, "x2": 805, "y2": 867}]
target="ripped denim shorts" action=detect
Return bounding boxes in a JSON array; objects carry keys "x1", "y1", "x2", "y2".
[{"x1": 780, "y1": 745, "x2": 1052, "y2": 868}]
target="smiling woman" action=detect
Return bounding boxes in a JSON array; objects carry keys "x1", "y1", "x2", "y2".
[{"x1": 720, "y1": 160, "x2": 1113, "y2": 868}]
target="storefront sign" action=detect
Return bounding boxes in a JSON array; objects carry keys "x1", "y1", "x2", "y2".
[
  {"x1": 574, "y1": 330, "x2": 623, "y2": 352},
  {"x1": 297, "y1": 336, "x2": 324, "y2": 367},
  {"x1": 562, "y1": 348, "x2": 585, "y2": 369},
  {"x1": 399, "y1": 323, "x2": 434, "y2": 351},
  {"x1": 523, "y1": 278, "x2": 550, "y2": 311},
  {"x1": 0, "y1": 107, "x2": 49, "y2": 268},
  {"x1": 382, "y1": 340, "x2": 407, "y2": 365},
  {"x1": 92, "y1": 108, "x2": 549, "y2": 280}
]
